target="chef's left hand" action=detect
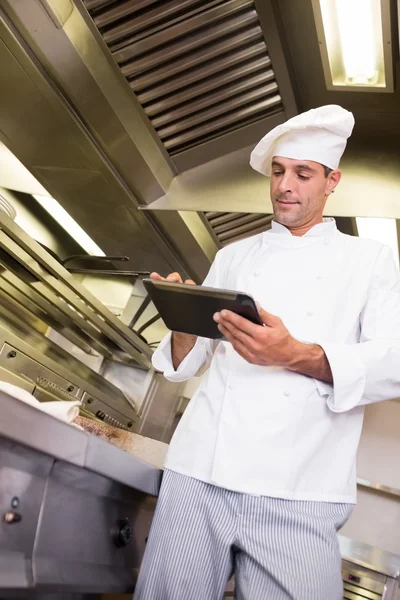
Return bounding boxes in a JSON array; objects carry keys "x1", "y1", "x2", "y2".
[{"x1": 213, "y1": 307, "x2": 299, "y2": 367}]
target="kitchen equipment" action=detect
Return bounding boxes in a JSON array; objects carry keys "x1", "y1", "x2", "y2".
[
  {"x1": 0, "y1": 390, "x2": 161, "y2": 596},
  {"x1": 340, "y1": 536, "x2": 399, "y2": 600}
]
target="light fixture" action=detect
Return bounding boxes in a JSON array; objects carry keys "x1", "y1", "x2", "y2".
[
  {"x1": 33, "y1": 194, "x2": 105, "y2": 256},
  {"x1": 356, "y1": 217, "x2": 399, "y2": 268},
  {"x1": 311, "y1": 0, "x2": 393, "y2": 91}
]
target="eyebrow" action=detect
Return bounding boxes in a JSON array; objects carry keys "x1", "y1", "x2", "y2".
[{"x1": 271, "y1": 161, "x2": 318, "y2": 174}]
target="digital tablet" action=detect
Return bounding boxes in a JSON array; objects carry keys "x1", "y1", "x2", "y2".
[{"x1": 143, "y1": 278, "x2": 263, "y2": 339}]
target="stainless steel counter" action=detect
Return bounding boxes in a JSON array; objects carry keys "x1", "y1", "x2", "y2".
[{"x1": 0, "y1": 392, "x2": 162, "y2": 594}]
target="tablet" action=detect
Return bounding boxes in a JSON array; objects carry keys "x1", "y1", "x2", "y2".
[{"x1": 143, "y1": 278, "x2": 263, "y2": 339}]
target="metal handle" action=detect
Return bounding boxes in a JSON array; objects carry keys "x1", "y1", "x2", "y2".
[{"x1": 62, "y1": 255, "x2": 129, "y2": 266}]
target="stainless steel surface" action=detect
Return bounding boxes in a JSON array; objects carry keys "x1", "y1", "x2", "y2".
[
  {"x1": 0, "y1": 1, "x2": 215, "y2": 285},
  {"x1": 84, "y1": 0, "x2": 288, "y2": 155},
  {"x1": 357, "y1": 478, "x2": 400, "y2": 500},
  {"x1": 0, "y1": 209, "x2": 152, "y2": 368},
  {"x1": 204, "y1": 211, "x2": 274, "y2": 247},
  {"x1": 0, "y1": 394, "x2": 161, "y2": 593},
  {"x1": 0, "y1": 299, "x2": 139, "y2": 429},
  {"x1": 138, "y1": 372, "x2": 185, "y2": 444},
  {"x1": 138, "y1": 41, "x2": 270, "y2": 105},
  {"x1": 338, "y1": 536, "x2": 400, "y2": 579},
  {"x1": 342, "y1": 563, "x2": 385, "y2": 599}
]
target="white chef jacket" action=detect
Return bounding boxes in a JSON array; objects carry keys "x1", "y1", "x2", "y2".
[{"x1": 152, "y1": 219, "x2": 400, "y2": 503}]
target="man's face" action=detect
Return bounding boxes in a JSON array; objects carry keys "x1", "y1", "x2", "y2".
[{"x1": 270, "y1": 157, "x2": 338, "y2": 229}]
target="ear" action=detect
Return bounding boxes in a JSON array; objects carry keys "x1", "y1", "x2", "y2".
[{"x1": 326, "y1": 169, "x2": 341, "y2": 195}]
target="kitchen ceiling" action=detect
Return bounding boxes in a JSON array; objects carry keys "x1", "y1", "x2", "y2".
[{"x1": 0, "y1": 0, "x2": 399, "y2": 275}]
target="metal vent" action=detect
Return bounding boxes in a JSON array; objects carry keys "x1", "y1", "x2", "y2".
[
  {"x1": 84, "y1": 0, "x2": 283, "y2": 154},
  {"x1": 204, "y1": 211, "x2": 273, "y2": 247}
]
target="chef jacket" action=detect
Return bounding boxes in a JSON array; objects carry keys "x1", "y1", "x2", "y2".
[{"x1": 152, "y1": 219, "x2": 400, "y2": 503}]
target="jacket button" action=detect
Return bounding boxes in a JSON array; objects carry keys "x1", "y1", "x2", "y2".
[
  {"x1": 284, "y1": 390, "x2": 291, "y2": 397},
  {"x1": 253, "y1": 270, "x2": 260, "y2": 277},
  {"x1": 307, "y1": 311, "x2": 314, "y2": 317}
]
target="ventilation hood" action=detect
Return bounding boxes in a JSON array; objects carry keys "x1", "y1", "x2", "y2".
[{"x1": 1, "y1": 0, "x2": 398, "y2": 274}]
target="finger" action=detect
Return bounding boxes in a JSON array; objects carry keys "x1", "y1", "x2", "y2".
[
  {"x1": 150, "y1": 272, "x2": 165, "y2": 281},
  {"x1": 258, "y1": 307, "x2": 281, "y2": 327},
  {"x1": 166, "y1": 272, "x2": 183, "y2": 283},
  {"x1": 218, "y1": 318, "x2": 256, "y2": 347},
  {"x1": 217, "y1": 309, "x2": 261, "y2": 336},
  {"x1": 218, "y1": 324, "x2": 255, "y2": 362},
  {"x1": 184, "y1": 279, "x2": 196, "y2": 285}
]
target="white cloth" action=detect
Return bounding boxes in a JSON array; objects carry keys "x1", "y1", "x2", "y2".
[
  {"x1": 0, "y1": 381, "x2": 81, "y2": 423},
  {"x1": 250, "y1": 105, "x2": 355, "y2": 176},
  {"x1": 152, "y1": 219, "x2": 400, "y2": 503}
]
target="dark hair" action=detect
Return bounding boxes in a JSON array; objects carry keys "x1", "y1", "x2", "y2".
[{"x1": 323, "y1": 165, "x2": 333, "y2": 178}]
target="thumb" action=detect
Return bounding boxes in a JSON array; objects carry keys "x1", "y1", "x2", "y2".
[{"x1": 257, "y1": 304, "x2": 280, "y2": 327}]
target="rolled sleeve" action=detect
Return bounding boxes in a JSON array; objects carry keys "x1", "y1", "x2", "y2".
[{"x1": 152, "y1": 332, "x2": 213, "y2": 382}]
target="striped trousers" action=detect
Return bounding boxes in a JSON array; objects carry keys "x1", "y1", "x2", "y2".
[{"x1": 133, "y1": 470, "x2": 353, "y2": 600}]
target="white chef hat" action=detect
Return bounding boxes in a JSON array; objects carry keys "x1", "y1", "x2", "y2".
[{"x1": 250, "y1": 105, "x2": 355, "y2": 176}]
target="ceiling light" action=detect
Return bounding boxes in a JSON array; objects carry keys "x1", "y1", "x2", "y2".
[
  {"x1": 311, "y1": 0, "x2": 393, "y2": 91},
  {"x1": 33, "y1": 194, "x2": 105, "y2": 256},
  {"x1": 356, "y1": 217, "x2": 399, "y2": 268}
]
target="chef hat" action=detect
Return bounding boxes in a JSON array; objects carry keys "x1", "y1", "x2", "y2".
[{"x1": 250, "y1": 105, "x2": 355, "y2": 176}]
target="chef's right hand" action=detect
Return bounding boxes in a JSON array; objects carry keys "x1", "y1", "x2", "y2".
[{"x1": 150, "y1": 272, "x2": 196, "y2": 285}]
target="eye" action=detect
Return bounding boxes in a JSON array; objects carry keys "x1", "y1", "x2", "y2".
[
  {"x1": 298, "y1": 174, "x2": 310, "y2": 181},
  {"x1": 272, "y1": 171, "x2": 283, "y2": 176}
]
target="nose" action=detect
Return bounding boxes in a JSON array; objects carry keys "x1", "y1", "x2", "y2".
[{"x1": 278, "y1": 172, "x2": 293, "y2": 194}]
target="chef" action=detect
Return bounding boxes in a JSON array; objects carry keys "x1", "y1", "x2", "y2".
[{"x1": 134, "y1": 105, "x2": 400, "y2": 600}]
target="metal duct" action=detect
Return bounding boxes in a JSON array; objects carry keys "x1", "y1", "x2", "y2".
[
  {"x1": 83, "y1": 0, "x2": 283, "y2": 154},
  {"x1": 204, "y1": 211, "x2": 273, "y2": 247}
]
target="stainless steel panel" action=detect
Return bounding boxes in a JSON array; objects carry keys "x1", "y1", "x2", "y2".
[
  {"x1": 0, "y1": 4, "x2": 206, "y2": 283},
  {"x1": 0, "y1": 391, "x2": 161, "y2": 493},
  {"x1": 1, "y1": 1, "x2": 216, "y2": 283},
  {"x1": 83, "y1": 0, "x2": 289, "y2": 158},
  {"x1": 0, "y1": 439, "x2": 52, "y2": 589},
  {"x1": 339, "y1": 537, "x2": 400, "y2": 579},
  {"x1": 119, "y1": 11, "x2": 259, "y2": 78},
  {"x1": 33, "y1": 460, "x2": 155, "y2": 591},
  {"x1": 158, "y1": 83, "x2": 279, "y2": 138},
  {"x1": 152, "y1": 72, "x2": 277, "y2": 127},
  {"x1": 343, "y1": 582, "x2": 382, "y2": 599},
  {"x1": 0, "y1": 212, "x2": 152, "y2": 366},
  {"x1": 92, "y1": 0, "x2": 159, "y2": 29},
  {"x1": 113, "y1": 0, "x2": 256, "y2": 63},
  {"x1": 212, "y1": 213, "x2": 272, "y2": 235},
  {"x1": 102, "y1": 0, "x2": 223, "y2": 46},
  {"x1": 0, "y1": 273, "x2": 97, "y2": 356},
  {"x1": 356, "y1": 477, "x2": 400, "y2": 499},
  {"x1": 342, "y1": 567, "x2": 386, "y2": 594},
  {"x1": 170, "y1": 112, "x2": 285, "y2": 172},
  {"x1": 85, "y1": 433, "x2": 161, "y2": 494},
  {"x1": 0, "y1": 312, "x2": 137, "y2": 429},
  {"x1": 81, "y1": 391, "x2": 135, "y2": 431},
  {"x1": 0, "y1": 401, "x2": 161, "y2": 593},
  {"x1": 0, "y1": 343, "x2": 80, "y2": 399},
  {"x1": 144, "y1": 58, "x2": 272, "y2": 118},
  {"x1": 134, "y1": 29, "x2": 265, "y2": 97},
  {"x1": 163, "y1": 95, "x2": 282, "y2": 151}
]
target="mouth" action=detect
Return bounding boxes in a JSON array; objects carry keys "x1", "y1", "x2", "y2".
[{"x1": 276, "y1": 200, "x2": 299, "y2": 206}]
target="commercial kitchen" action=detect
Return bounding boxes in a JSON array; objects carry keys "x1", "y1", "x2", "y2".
[{"x1": 0, "y1": 0, "x2": 399, "y2": 599}]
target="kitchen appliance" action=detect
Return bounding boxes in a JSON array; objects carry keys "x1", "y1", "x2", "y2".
[{"x1": 0, "y1": 390, "x2": 161, "y2": 596}]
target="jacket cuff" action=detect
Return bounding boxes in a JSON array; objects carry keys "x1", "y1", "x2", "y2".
[
  {"x1": 151, "y1": 332, "x2": 208, "y2": 382},
  {"x1": 316, "y1": 342, "x2": 366, "y2": 413}
]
